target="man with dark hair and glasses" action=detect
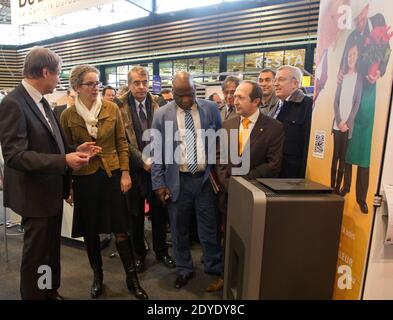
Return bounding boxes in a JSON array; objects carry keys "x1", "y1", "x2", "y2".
[{"x1": 116, "y1": 66, "x2": 175, "y2": 273}]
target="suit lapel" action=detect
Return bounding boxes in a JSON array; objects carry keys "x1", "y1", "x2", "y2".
[
  {"x1": 166, "y1": 103, "x2": 179, "y2": 151},
  {"x1": 19, "y1": 85, "x2": 56, "y2": 139},
  {"x1": 249, "y1": 112, "x2": 265, "y2": 147},
  {"x1": 196, "y1": 99, "x2": 207, "y2": 129}
]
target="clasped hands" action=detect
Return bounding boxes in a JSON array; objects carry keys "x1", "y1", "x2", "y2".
[{"x1": 65, "y1": 142, "x2": 102, "y2": 171}]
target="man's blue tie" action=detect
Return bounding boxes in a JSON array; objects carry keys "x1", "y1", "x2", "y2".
[{"x1": 184, "y1": 109, "x2": 198, "y2": 174}]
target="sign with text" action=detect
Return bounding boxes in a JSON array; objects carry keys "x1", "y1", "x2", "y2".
[
  {"x1": 309, "y1": 0, "x2": 393, "y2": 299},
  {"x1": 152, "y1": 75, "x2": 161, "y2": 94},
  {"x1": 12, "y1": 0, "x2": 115, "y2": 25}
]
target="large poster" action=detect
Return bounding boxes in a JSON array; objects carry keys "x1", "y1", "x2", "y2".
[
  {"x1": 11, "y1": 0, "x2": 115, "y2": 25},
  {"x1": 309, "y1": 0, "x2": 393, "y2": 299}
]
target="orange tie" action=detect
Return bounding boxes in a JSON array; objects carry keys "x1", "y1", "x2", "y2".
[{"x1": 239, "y1": 117, "x2": 250, "y2": 155}]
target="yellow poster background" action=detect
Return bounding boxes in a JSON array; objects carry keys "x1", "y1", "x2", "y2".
[{"x1": 308, "y1": 0, "x2": 393, "y2": 299}]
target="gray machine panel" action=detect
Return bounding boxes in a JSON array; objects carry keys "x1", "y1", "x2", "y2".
[
  {"x1": 257, "y1": 178, "x2": 333, "y2": 193},
  {"x1": 224, "y1": 177, "x2": 344, "y2": 300}
]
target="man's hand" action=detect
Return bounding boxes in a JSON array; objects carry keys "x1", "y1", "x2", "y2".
[
  {"x1": 65, "y1": 152, "x2": 90, "y2": 171},
  {"x1": 143, "y1": 157, "x2": 152, "y2": 172},
  {"x1": 76, "y1": 142, "x2": 102, "y2": 158},
  {"x1": 143, "y1": 162, "x2": 151, "y2": 172},
  {"x1": 155, "y1": 187, "x2": 171, "y2": 205},
  {"x1": 120, "y1": 171, "x2": 132, "y2": 193},
  {"x1": 367, "y1": 69, "x2": 381, "y2": 84}
]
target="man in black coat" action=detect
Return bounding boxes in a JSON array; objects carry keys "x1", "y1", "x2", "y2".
[
  {"x1": 117, "y1": 66, "x2": 175, "y2": 272},
  {"x1": 273, "y1": 65, "x2": 313, "y2": 178},
  {"x1": 0, "y1": 47, "x2": 100, "y2": 300}
]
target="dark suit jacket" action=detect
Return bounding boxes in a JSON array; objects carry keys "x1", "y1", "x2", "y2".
[
  {"x1": 117, "y1": 92, "x2": 159, "y2": 215},
  {"x1": 220, "y1": 104, "x2": 237, "y2": 123},
  {"x1": 217, "y1": 110, "x2": 284, "y2": 192},
  {"x1": 276, "y1": 89, "x2": 313, "y2": 178},
  {"x1": 0, "y1": 84, "x2": 73, "y2": 218}
]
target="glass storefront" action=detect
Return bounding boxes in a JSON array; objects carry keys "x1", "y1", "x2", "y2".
[
  {"x1": 204, "y1": 56, "x2": 220, "y2": 82},
  {"x1": 173, "y1": 59, "x2": 188, "y2": 74},
  {"x1": 159, "y1": 61, "x2": 173, "y2": 85},
  {"x1": 284, "y1": 49, "x2": 306, "y2": 68},
  {"x1": 102, "y1": 47, "x2": 312, "y2": 87},
  {"x1": 263, "y1": 51, "x2": 284, "y2": 70},
  {"x1": 104, "y1": 63, "x2": 153, "y2": 88},
  {"x1": 227, "y1": 54, "x2": 244, "y2": 72},
  {"x1": 188, "y1": 58, "x2": 204, "y2": 82},
  {"x1": 105, "y1": 66, "x2": 117, "y2": 88},
  {"x1": 158, "y1": 56, "x2": 220, "y2": 83},
  {"x1": 245, "y1": 52, "x2": 264, "y2": 72}
]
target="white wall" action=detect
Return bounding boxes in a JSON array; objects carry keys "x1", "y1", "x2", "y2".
[
  {"x1": 205, "y1": 86, "x2": 223, "y2": 100},
  {"x1": 363, "y1": 99, "x2": 393, "y2": 299}
]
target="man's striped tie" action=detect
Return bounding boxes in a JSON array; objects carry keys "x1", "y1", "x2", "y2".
[{"x1": 184, "y1": 109, "x2": 198, "y2": 174}]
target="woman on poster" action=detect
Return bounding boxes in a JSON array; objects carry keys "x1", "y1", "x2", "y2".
[
  {"x1": 339, "y1": 5, "x2": 392, "y2": 214},
  {"x1": 331, "y1": 40, "x2": 362, "y2": 193}
]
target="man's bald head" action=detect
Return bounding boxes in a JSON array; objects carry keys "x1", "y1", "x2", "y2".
[
  {"x1": 172, "y1": 71, "x2": 194, "y2": 87},
  {"x1": 172, "y1": 71, "x2": 196, "y2": 109}
]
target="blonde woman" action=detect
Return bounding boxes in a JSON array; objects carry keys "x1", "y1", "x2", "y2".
[{"x1": 60, "y1": 65, "x2": 148, "y2": 300}]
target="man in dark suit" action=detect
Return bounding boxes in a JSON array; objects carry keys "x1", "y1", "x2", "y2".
[
  {"x1": 0, "y1": 47, "x2": 100, "y2": 300},
  {"x1": 117, "y1": 66, "x2": 175, "y2": 273},
  {"x1": 220, "y1": 76, "x2": 240, "y2": 122},
  {"x1": 53, "y1": 88, "x2": 76, "y2": 123},
  {"x1": 273, "y1": 65, "x2": 313, "y2": 178},
  {"x1": 151, "y1": 72, "x2": 223, "y2": 289},
  {"x1": 208, "y1": 80, "x2": 284, "y2": 292}
]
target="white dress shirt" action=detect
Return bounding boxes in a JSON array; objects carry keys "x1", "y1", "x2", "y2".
[{"x1": 176, "y1": 103, "x2": 206, "y2": 172}]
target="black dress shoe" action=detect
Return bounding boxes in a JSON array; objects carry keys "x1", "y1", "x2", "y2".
[
  {"x1": 358, "y1": 201, "x2": 368, "y2": 214},
  {"x1": 174, "y1": 273, "x2": 194, "y2": 289},
  {"x1": 338, "y1": 187, "x2": 350, "y2": 197},
  {"x1": 135, "y1": 259, "x2": 146, "y2": 273},
  {"x1": 157, "y1": 254, "x2": 176, "y2": 268},
  {"x1": 46, "y1": 290, "x2": 65, "y2": 300}
]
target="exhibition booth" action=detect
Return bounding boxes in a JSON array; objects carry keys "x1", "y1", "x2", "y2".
[{"x1": 1, "y1": 0, "x2": 393, "y2": 301}]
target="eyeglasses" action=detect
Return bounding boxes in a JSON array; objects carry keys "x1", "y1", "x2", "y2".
[{"x1": 81, "y1": 81, "x2": 102, "y2": 88}]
